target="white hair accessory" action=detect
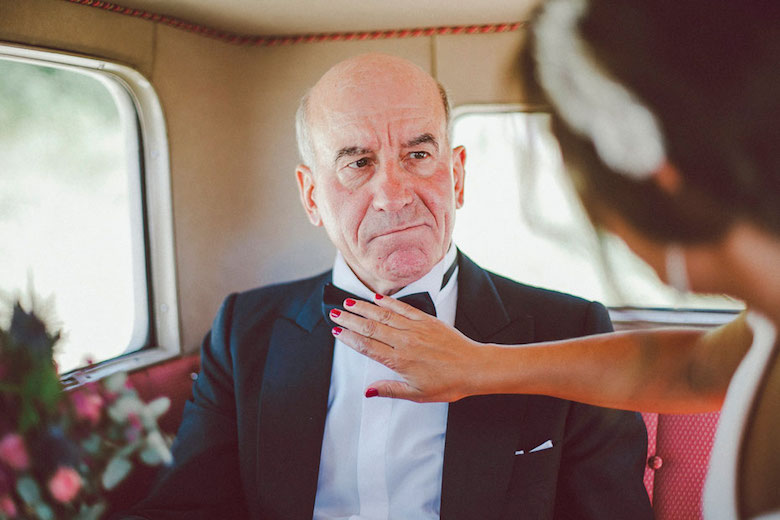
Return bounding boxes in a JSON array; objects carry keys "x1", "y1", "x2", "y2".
[
  {"x1": 532, "y1": 0, "x2": 666, "y2": 179},
  {"x1": 665, "y1": 244, "x2": 690, "y2": 293}
]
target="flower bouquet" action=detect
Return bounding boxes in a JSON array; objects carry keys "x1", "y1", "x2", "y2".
[{"x1": 0, "y1": 304, "x2": 172, "y2": 519}]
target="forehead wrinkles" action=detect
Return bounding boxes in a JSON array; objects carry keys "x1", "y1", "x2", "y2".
[
  {"x1": 312, "y1": 106, "x2": 444, "y2": 159},
  {"x1": 320, "y1": 107, "x2": 434, "y2": 134},
  {"x1": 313, "y1": 77, "x2": 436, "y2": 122}
]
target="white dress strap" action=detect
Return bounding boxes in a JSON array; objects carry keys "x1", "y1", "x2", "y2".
[
  {"x1": 703, "y1": 311, "x2": 777, "y2": 520},
  {"x1": 752, "y1": 512, "x2": 780, "y2": 520}
]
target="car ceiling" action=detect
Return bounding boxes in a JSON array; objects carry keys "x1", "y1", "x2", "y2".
[{"x1": 111, "y1": 0, "x2": 540, "y2": 36}]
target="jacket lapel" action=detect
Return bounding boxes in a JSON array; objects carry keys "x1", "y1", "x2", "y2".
[
  {"x1": 441, "y1": 253, "x2": 535, "y2": 520},
  {"x1": 256, "y1": 274, "x2": 334, "y2": 520}
]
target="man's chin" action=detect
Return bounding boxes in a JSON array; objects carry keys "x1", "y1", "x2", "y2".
[{"x1": 373, "y1": 249, "x2": 438, "y2": 293}]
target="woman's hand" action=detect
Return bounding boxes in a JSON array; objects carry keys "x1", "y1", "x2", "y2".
[{"x1": 329, "y1": 294, "x2": 488, "y2": 403}]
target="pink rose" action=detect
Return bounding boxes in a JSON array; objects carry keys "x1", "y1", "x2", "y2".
[
  {"x1": 0, "y1": 434, "x2": 29, "y2": 471},
  {"x1": 71, "y1": 390, "x2": 104, "y2": 425},
  {"x1": 48, "y1": 466, "x2": 82, "y2": 504},
  {"x1": 0, "y1": 494, "x2": 17, "y2": 517}
]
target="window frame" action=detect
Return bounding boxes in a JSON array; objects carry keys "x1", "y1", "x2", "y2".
[
  {"x1": 0, "y1": 43, "x2": 181, "y2": 382},
  {"x1": 452, "y1": 103, "x2": 739, "y2": 329}
]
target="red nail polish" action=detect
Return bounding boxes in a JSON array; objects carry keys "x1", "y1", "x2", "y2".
[
  {"x1": 365, "y1": 388, "x2": 379, "y2": 398},
  {"x1": 374, "y1": 294, "x2": 384, "y2": 300},
  {"x1": 332, "y1": 327, "x2": 342, "y2": 336},
  {"x1": 344, "y1": 298, "x2": 356, "y2": 307},
  {"x1": 330, "y1": 309, "x2": 341, "y2": 318}
]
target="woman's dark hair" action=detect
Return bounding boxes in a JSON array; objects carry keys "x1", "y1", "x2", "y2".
[{"x1": 523, "y1": 0, "x2": 780, "y2": 243}]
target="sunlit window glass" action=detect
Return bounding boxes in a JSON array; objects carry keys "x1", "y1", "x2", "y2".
[
  {"x1": 452, "y1": 110, "x2": 742, "y2": 312},
  {"x1": 0, "y1": 58, "x2": 148, "y2": 373}
]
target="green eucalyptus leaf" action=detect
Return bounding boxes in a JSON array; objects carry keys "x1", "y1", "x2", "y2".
[
  {"x1": 76, "y1": 502, "x2": 107, "y2": 520},
  {"x1": 34, "y1": 502, "x2": 54, "y2": 520},
  {"x1": 102, "y1": 455, "x2": 132, "y2": 490},
  {"x1": 145, "y1": 396, "x2": 170, "y2": 419},
  {"x1": 81, "y1": 434, "x2": 102, "y2": 455},
  {"x1": 143, "y1": 431, "x2": 173, "y2": 466},
  {"x1": 16, "y1": 476, "x2": 41, "y2": 504},
  {"x1": 108, "y1": 395, "x2": 142, "y2": 423},
  {"x1": 140, "y1": 413, "x2": 157, "y2": 431},
  {"x1": 103, "y1": 372, "x2": 128, "y2": 393},
  {"x1": 139, "y1": 445, "x2": 161, "y2": 466}
]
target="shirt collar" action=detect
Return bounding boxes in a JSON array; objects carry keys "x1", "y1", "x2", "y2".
[{"x1": 332, "y1": 245, "x2": 458, "y2": 303}]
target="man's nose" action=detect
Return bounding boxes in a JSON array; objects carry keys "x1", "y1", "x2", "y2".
[{"x1": 371, "y1": 160, "x2": 413, "y2": 211}]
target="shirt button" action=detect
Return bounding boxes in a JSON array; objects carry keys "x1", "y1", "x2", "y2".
[{"x1": 648, "y1": 455, "x2": 663, "y2": 470}]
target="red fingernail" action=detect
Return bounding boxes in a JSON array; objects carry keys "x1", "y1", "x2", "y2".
[
  {"x1": 374, "y1": 294, "x2": 384, "y2": 300},
  {"x1": 330, "y1": 309, "x2": 341, "y2": 318},
  {"x1": 332, "y1": 327, "x2": 342, "y2": 336},
  {"x1": 365, "y1": 388, "x2": 379, "y2": 398},
  {"x1": 344, "y1": 298, "x2": 356, "y2": 307}
]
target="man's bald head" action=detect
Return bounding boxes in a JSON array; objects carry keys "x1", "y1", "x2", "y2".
[{"x1": 295, "y1": 53, "x2": 451, "y2": 167}]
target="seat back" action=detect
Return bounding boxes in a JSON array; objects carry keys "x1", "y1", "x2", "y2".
[
  {"x1": 642, "y1": 411, "x2": 721, "y2": 519},
  {"x1": 110, "y1": 357, "x2": 722, "y2": 518}
]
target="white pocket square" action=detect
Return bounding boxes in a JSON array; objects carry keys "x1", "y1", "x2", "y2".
[{"x1": 515, "y1": 440, "x2": 554, "y2": 455}]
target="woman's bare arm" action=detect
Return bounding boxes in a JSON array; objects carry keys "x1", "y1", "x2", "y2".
[{"x1": 331, "y1": 297, "x2": 752, "y2": 413}]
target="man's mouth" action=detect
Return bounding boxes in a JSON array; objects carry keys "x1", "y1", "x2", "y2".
[{"x1": 372, "y1": 223, "x2": 427, "y2": 240}]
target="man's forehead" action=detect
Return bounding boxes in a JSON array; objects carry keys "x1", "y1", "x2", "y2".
[
  {"x1": 312, "y1": 80, "x2": 444, "y2": 121},
  {"x1": 313, "y1": 109, "x2": 446, "y2": 151},
  {"x1": 319, "y1": 103, "x2": 442, "y2": 130},
  {"x1": 305, "y1": 55, "x2": 449, "y2": 159}
]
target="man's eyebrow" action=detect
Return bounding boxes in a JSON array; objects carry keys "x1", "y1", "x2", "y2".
[
  {"x1": 334, "y1": 146, "x2": 372, "y2": 165},
  {"x1": 404, "y1": 133, "x2": 439, "y2": 151}
]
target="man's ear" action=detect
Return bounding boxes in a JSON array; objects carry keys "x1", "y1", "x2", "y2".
[
  {"x1": 452, "y1": 145, "x2": 466, "y2": 209},
  {"x1": 296, "y1": 164, "x2": 322, "y2": 226}
]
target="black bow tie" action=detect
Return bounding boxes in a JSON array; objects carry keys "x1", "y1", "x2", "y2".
[{"x1": 322, "y1": 283, "x2": 436, "y2": 326}]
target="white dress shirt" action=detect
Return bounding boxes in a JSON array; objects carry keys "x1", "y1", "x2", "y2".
[{"x1": 313, "y1": 246, "x2": 459, "y2": 520}]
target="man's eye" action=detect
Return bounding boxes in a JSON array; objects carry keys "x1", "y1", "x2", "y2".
[
  {"x1": 347, "y1": 158, "x2": 371, "y2": 169},
  {"x1": 409, "y1": 151, "x2": 430, "y2": 160}
]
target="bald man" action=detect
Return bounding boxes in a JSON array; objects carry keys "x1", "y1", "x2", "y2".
[{"x1": 120, "y1": 54, "x2": 652, "y2": 520}]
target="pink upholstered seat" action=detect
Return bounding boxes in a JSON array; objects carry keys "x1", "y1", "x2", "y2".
[
  {"x1": 101, "y1": 358, "x2": 720, "y2": 518},
  {"x1": 129, "y1": 354, "x2": 201, "y2": 436},
  {"x1": 642, "y1": 411, "x2": 720, "y2": 519}
]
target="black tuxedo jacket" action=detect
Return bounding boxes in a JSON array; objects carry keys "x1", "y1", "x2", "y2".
[{"x1": 124, "y1": 253, "x2": 652, "y2": 519}]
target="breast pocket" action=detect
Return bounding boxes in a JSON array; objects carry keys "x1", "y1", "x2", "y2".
[
  {"x1": 502, "y1": 440, "x2": 562, "y2": 520},
  {"x1": 511, "y1": 439, "x2": 560, "y2": 486}
]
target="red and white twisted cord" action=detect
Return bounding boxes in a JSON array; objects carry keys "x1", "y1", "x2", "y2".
[{"x1": 63, "y1": 0, "x2": 523, "y2": 46}]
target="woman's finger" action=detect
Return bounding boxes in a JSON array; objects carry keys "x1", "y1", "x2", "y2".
[
  {"x1": 340, "y1": 298, "x2": 408, "y2": 328},
  {"x1": 371, "y1": 293, "x2": 430, "y2": 321},
  {"x1": 364, "y1": 380, "x2": 427, "y2": 403},
  {"x1": 330, "y1": 308, "x2": 405, "y2": 344},
  {"x1": 332, "y1": 326, "x2": 397, "y2": 366}
]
